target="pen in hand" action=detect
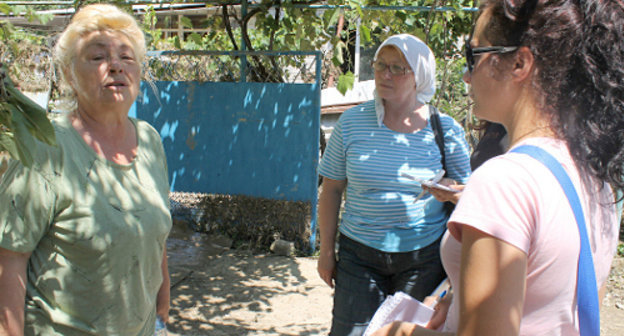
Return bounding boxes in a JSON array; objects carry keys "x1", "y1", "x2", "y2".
[{"x1": 434, "y1": 290, "x2": 447, "y2": 307}]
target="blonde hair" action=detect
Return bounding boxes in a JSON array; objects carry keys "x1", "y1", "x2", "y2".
[{"x1": 54, "y1": 4, "x2": 145, "y2": 97}]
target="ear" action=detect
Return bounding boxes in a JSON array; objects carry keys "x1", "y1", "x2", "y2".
[{"x1": 510, "y1": 46, "x2": 534, "y2": 82}]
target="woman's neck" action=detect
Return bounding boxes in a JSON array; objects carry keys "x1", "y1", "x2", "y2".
[
  {"x1": 71, "y1": 107, "x2": 137, "y2": 164},
  {"x1": 505, "y1": 97, "x2": 555, "y2": 147},
  {"x1": 383, "y1": 98, "x2": 428, "y2": 133},
  {"x1": 384, "y1": 96, "x2": 422, "y2": 117}
]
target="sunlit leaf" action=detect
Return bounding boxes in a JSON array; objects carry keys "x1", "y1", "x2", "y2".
[
  {"x1": 337, "y1": 71, "x2": 355, "y2": 95},
  {"x1": 406, "y1": 15, "x2": 416, "y2": 26},
  {"x1": 413, "y1": 28, "x2": 426, "y2": 42},
  {"x1": 360, "y1": 25, "x2": 371, "y2": 43},
  {"x1": 300, "y1": 39, "x2": 313, "y2": 51},
  {"x1": 189, "y1": 33, "x2": 203, "y2": 45},
  {"x1": 323, "y1": 8, "x2": 341, "y2": 30},
  {"x1": 331, "y1": 55, "x2": 342, "y2": 67},
  {"x1": 0, "y1": 3, "x2": 11, "y2": 15},
  {"x1": 334, "y1": 41, "x2": 346, "y2": 64},
  {"x1": 180, "y1": 16, "x2": 193, "y2": 29},
  {"x1": 35, "y1": 13, "x2": 53, "y2": 25},
  {"x1": 431, "y1": 22, "x2": 443, "y2": 36},
  {"x1": 397, "y1": 11, "x2": 407, "y2": 22},
  {"x1": 0, "y1": 132, "x2": 20, "y2": 162}
]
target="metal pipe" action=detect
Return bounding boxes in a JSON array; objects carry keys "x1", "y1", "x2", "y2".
[
  {"x1": 354, "y1": 18, "x2": 361, "y2": 82},
  {"x1": 3, "y1": 1, "x2": 73, "y2": 4},
  {"x1": 147, "y1": 50, "x2": 322, "y2": 57},
  {"x1": 3, "y1": 1, "x2": 479, "y2": 13},
  {"x1": 240, "y1": 0, "x2": 247, "y2": 83}
]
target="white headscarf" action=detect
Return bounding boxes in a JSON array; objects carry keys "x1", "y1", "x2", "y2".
[{"x1": 373, "y1": 34, "x2": 437, "y2": 127}]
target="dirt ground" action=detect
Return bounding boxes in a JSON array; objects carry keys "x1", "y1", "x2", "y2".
[
  {"x1": 164, "y1": 221, "x2": 332, "y2": 336},
  {"x1": 164, "y1": 220, "x2": 624, "y2": 336}
]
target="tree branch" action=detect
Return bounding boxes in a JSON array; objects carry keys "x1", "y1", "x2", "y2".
[
  {"x1": 268, "y1": 2, "x2": 280, "y2": 50},
  {"x1": 222, "y1": 4, "x2": 239, "y2": 50},
  {"x1": 424, "y1": 0, "x2": 441, "y2": 44}
]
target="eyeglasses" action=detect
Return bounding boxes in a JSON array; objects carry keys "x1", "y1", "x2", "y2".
[
  {"x1": 372, "y1": 61, "x2": 413, "y2": 76},
  {"x1": 465, "y1": 43, "x2": 518, "y2": 73}
]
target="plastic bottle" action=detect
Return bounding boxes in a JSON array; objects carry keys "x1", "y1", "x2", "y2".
[{"x1": 155, "y1": 316, "x2": 168, "y2": 336}]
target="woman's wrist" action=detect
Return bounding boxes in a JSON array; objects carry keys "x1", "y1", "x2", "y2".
[{"x1": 319, "y1": 247, "x2": 335, "y2": 257}]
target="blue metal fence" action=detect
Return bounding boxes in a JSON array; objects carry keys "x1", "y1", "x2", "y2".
[{"x1": 130, "y1": 50, "x2": 322, "y2": 252}]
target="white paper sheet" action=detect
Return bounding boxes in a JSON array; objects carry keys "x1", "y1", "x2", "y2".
[{"x1": 363, "y1": 291, "x2": 435, "y2": 336}]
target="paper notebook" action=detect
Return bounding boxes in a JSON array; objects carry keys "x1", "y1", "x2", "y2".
[{"x1": 362, "y1": 291, "x2": 435, "y2": 336}]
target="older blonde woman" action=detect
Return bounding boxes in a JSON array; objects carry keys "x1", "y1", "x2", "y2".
[
  {"x1": 317, "y1": 34, "x2": 472, "y2": 336},
  {"x1": 0, "y1": 4, "x2": 171, "y2": 335}
]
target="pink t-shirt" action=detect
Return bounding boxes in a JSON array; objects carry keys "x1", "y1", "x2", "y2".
[{"x1": 441, "y1": 138, "x2": 619, "y2": 335}]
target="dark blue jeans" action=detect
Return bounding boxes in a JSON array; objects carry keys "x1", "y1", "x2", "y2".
[{"x1": 329, "y1": 234, "x2": 446, "y2": 336}]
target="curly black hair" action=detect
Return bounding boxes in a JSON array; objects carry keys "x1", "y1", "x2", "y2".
[{"x1": 480, "y1": 0, "x2": 624, "y2": 198}]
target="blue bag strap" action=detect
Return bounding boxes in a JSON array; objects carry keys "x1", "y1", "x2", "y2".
[{"x1": 511, "y1": 145, "x2": 599, "y2": 336}]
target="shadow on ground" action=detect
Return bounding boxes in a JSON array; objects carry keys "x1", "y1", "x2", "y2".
[{"x1": 165, "y1": 221, "x2": 331, "y2": 336}]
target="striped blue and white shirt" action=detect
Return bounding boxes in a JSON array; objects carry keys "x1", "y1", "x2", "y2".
[{"x1": 319, "y1": 100, "x2": 471, "y2": 252}]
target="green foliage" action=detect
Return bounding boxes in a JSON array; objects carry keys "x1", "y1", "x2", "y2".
[
  {"x1": 0, "y1": 3, "x2": 11, "y2": 15},
  {"x1": 618, "y1": 243, "x2": 624, "y2": 257},
  {"x1": 434, "y1": 57, "x2": 469, "y2": 118},
  {"x1": 136, "y1": 1, "x2": 477, "y2": 133},
  {"x1": 337, "y1": 71, "x2": 355, "y2": 95},
  {"x1": 0, "y1": 1, "x2": 478, "y2": 164},
  {"x1": 0, "y1": 64, "x2": 56, "y2": 167},
  {"x1": 0, "y1": 3, "x2": 58, "y2": 166}
]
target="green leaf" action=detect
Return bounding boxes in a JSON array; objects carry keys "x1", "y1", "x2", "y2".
[
  {"x1": 431, "y1": 22, "x2": 443, "y2": 36},
  {"x1": 300, "y1": 39, "x2": 313, "y2": 51},
  {"x1": 336, "y1": 72, "x2": 355, "y2": 95},
  {"x1": 0, "y1": 3, "x2": 11, "y2": 15},
  {"x1": 405, "y1": 16, "x2": 416, "y2": 26},
  {"x1": 348, "y1": 0, "x2": 364, "y2": 17},
  {"x1": 173, "y1": 36, "x2": 181, "y2": 49},
  {"x1": 412, "y1": 28, "x2": 426, "y2": 42},
  {"x1": 331, "y1": 55, "x2": 342, "y2": 67},
  {"x1": 444, "y1": 11, "x2": 454, "y2": 22},
  {"x1": 0, "y1": 103, "x2": 12, "y2": 127},
  {"x1": 5, "y1": 84, "x2": 56, "y2": 146},
  {"x1": 180, "y1": 16, "x2": 193, "y2": 29},
  {"x1": 397, "y1": 11, "x2": 407, "y2": 22},
  {"x1": 0, "y1": 132, "x2": 20, "y2": 162},
  {"x1": 360, "y1": 25, "x2": 371, "y2": 43},
  {"x1": 189, "y1": 33, "x2": 203, "y2": 45},
  {"x1": 295, "y1": 22, "x2": 304, "y2": 42},
  {"x1": 334, "y1": 41, "x2": 346, "y2": 64},
  {"x1": 35, "y1": 13, "x2": 53, "y2": 25},
  {"x1": 324, "y1": 9, "x2": 341, "y2": 30}
]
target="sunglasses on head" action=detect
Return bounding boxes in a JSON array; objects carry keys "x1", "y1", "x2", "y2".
[{"x1": 464, "y1": 42, "x2": 519, "y2": 73}]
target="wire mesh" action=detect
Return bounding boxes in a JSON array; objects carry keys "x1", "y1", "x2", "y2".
[
  {"x1": 0, "y1": 41, "x2": 53, "y2": 93},
  {"x1": 0, "y1": 47, "x2": 321, "y2": 111},
  {"x1": 144, "y1": 50, "x2": 321, "y2": 84}
]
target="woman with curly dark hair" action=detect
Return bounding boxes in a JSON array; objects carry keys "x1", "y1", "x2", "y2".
[{"x1": 372, "y1": 0, "x2": 624, "y2": 335}]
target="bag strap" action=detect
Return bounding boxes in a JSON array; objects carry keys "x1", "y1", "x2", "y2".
[
  {"x1": 511, "y1": 145, "x2": 600, "y2": 336},
  {"x1": 429, "y1": 105, "x2": 447, "y2": 174}
]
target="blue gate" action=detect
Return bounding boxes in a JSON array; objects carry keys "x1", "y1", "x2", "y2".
[{"x1": 130, "y1": 50, "x2": 322, "y2": 252}]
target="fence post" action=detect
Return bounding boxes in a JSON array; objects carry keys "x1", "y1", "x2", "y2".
[
  {"x1": 309, "y1": 51, "x2": 323, "y2": 254},
  {"x1": 240, "y1": 0, "x2": 248, "y2": 83}
]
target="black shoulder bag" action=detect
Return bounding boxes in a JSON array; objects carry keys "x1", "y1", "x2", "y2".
[{"x1": 428, "y1": 105, "x2": 456, "y2": 215}]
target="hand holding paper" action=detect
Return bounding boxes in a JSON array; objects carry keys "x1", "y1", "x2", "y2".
[{"x1": 363, "y1": 292, "x2": 435, "y2": 336}]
